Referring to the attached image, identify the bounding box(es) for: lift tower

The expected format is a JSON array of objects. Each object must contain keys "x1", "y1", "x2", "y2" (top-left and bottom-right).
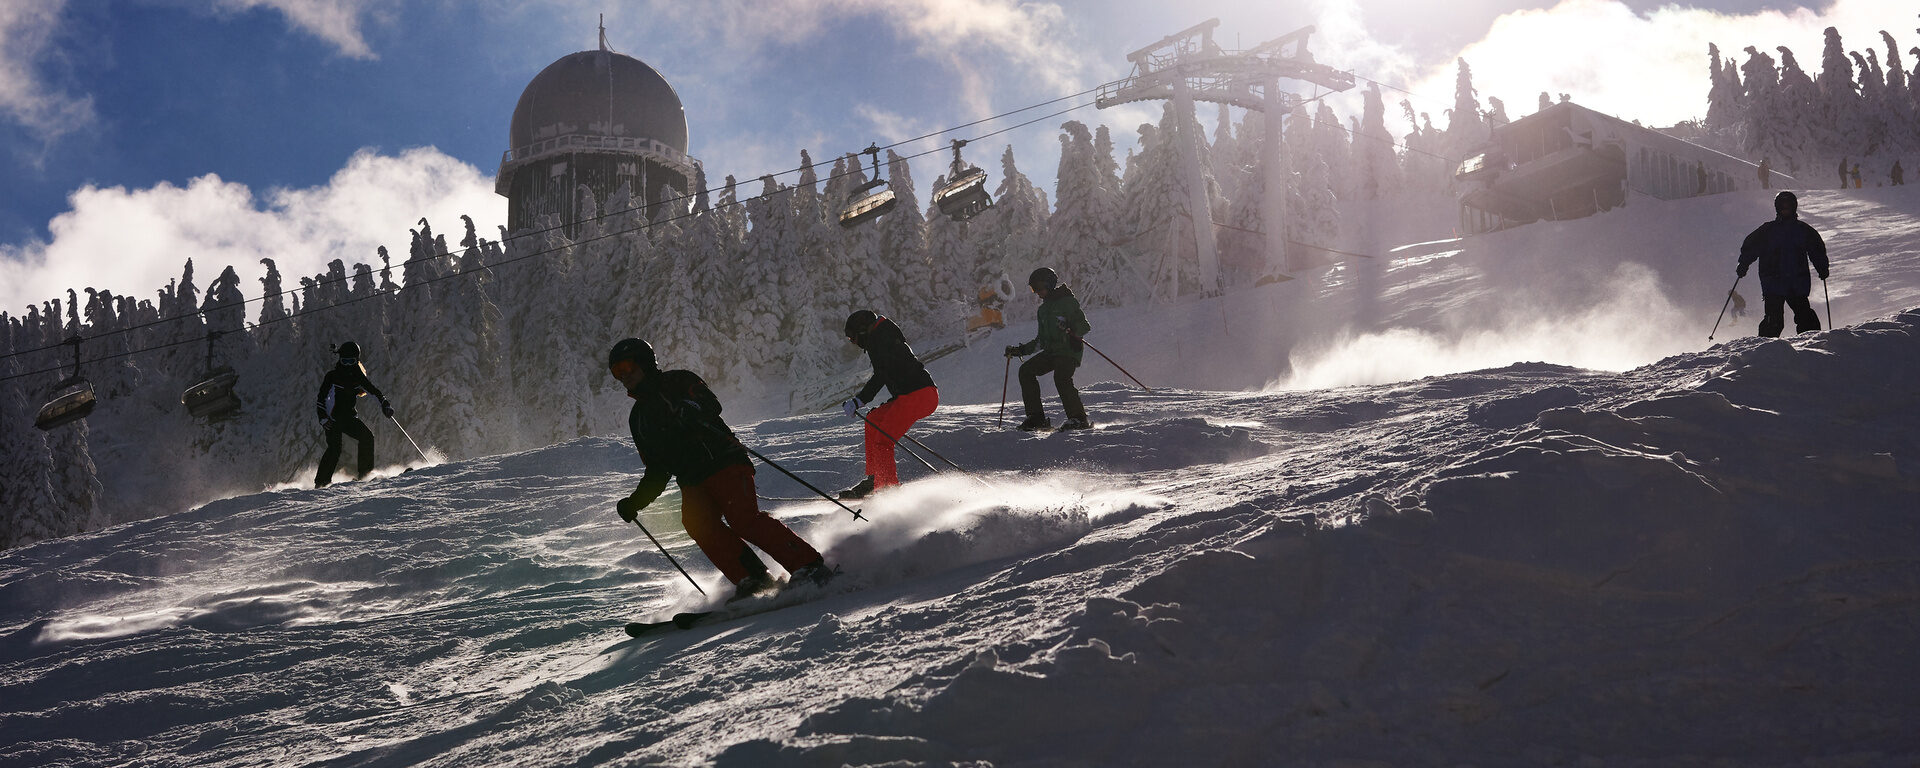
[{"x1": 1097, "y1": 19, "x2": 1354, "y2": 291}]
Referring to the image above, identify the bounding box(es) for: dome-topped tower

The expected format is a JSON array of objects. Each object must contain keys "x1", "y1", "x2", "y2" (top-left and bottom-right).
[{"x1": 496, "y1": 28, "x2": 696, "y2": 233}]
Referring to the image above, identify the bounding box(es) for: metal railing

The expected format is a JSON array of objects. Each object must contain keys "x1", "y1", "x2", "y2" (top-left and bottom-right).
[{"x1": 500, "y1": 133, "x2": 691, "y2": 168}]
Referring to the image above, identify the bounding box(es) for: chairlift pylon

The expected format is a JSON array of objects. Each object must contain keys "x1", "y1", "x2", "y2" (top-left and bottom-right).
[
  {"x1": 181, "y1": 329, "x2": 241, "y2": 421},
  {"x1": 838, "y1": 144, "x2": 899, "y2": 228},
  {"x1": 933, "y1": 139, "x2": 992, "y2": 222},
  {"x1": 34, "y1": 335, "x2": 98, "y2": 431}
]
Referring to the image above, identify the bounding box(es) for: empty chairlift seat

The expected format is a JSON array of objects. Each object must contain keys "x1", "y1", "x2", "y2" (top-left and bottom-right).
[
  {"x1": 181, "y1": 330, "x2": 242, "y2": 420},
  {"x1": 838, "y1": 144, "x2": 899, "y2": 228},
  {"x1": 934, "y1": 139, "x2": 993, "y2": 221},
  {"x1": 35, "y1": 336, "x2": 97, "y2": 431},
  {"x1": 181, "y1": 368, "x2": 241, "y2": 420}
]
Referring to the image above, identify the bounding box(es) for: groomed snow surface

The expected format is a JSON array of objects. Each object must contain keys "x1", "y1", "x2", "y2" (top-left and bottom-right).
[{"x1": 4, "y1": 186, "x2": 1919, "y2": 766}]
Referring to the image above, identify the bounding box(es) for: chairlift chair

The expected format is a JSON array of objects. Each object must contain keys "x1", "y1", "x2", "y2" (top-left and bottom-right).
[
  {"x1": 181, "y1": 330, "x2": 241, "y2": 420},
  {"x1": 838, "y1": 144, "x2": 899, "y2": 228},
  {"x1": 933, "y1": 139, "x2": 993, "y2": 221},
  {"x1": 34, "y1": 336, "x2": 98, "y2": 431}
]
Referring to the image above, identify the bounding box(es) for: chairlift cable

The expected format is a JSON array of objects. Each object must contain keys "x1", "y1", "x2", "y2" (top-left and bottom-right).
[
  {"x1": 8, "y1": 69, "x2": 1422, "y2": 380},
  {"x1": 0, "y1": 80, "x2": 1128, "y2": 366}
]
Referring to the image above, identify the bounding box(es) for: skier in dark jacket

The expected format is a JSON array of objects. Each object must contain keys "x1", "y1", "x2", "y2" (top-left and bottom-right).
[
  {"x1": 607, "y1": 338, "x2": 831, "y2": 599},
  {"x1": 314, "y1": 341, "x2": 393, "y2": 487},
  {"x1": 1737, "y1": 191, "x2": 1829, "y2": 338},
  {"x1": 837, "y1": 310, "x2": 938, "y2": 499},
  {"x1": 1004, "y1": 267, "x2": 1093, "y2": 431}
]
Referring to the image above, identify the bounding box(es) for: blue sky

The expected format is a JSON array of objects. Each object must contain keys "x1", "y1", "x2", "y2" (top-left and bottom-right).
[{"x1": 0, "y1": 0, "x2": 1897, "y2": 314}]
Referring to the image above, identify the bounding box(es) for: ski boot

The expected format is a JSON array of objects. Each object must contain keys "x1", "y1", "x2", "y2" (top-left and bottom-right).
[
  {"x1": 728, "y1": 572, "x2": 779, "y2": 603},
  {"x1": 838, "y1": 475, "x2": 876, "y2": 500},
  {"x1": 790, "y1": 559, "x2": 839, "y2": 588},
  {"x1": 1016, "y1": 416, "x2": 1052, "y2": 432},
  {"x1": 1056, "y1": 416, "x2": 1093, "y2": 432}
]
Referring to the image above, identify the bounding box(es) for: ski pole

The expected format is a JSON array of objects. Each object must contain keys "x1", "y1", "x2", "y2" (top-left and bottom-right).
[
  {"x1": 998, "y1": 355, "x2": 1011, "y2": 428},
  {"x1": 855, "y1": 409, "x2": 939, "y2": 475},
  {"x1": 632, "y1": 518, "x2": 706, "y2": 596},
  {"x1": 1073, "y1": 334, "x2": 1152, "y2": 392},
  {"x1": 853, "y1": 409, "x2": 991, "y2": 487},
  {"x1": 739, "y1": 444, "x2": 867, "y2": 522},
  {"x1": 1822, "y1": 278, "x2": 1832, "y2": 330},
  {"x1": 673, "y1": 409, "x2": 867, "y2": 522},
  {"x1": 1708, "y1": 274, "x2": 1742, "y2": 341},
  {"x1": 897, "y1": 430, "x2": 984, "y2": 481},
  {"x1": 390, "y1": 414, "x2": 430, "y2": 463}
]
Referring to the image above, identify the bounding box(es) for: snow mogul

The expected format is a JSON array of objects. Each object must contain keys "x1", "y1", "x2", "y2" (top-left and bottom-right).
[
  {"x1": 836, "y1": 310, "x2": 939, "y2": 499},
  {"x1": 1737, "y1": 191, "x2": 1829, "y2": 338},
  {"x1": 1003, "y1": 267, "x2": 1093, "y2": 432},
  {"x1": 314, "y1": 340, "x2": 394, "y2": 488},
  {"x1": 606, "y1": 338, "x2": 833, "y2": 600}
]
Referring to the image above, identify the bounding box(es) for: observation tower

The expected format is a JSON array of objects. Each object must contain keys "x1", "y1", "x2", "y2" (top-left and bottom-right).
[{"x1": 497, "y1": 26, "x2": 696, "y2": 233}]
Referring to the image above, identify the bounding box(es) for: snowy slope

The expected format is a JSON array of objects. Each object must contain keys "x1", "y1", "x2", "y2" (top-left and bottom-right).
[
  {"x1": 3, "y1": 186, "x2": 1918, "y2": 766},
  {"x1": 4, "y1": 307, "x2": 1920, "y2": 765},
  {"x1": 925, "y1": 186, "x2": 1919, "y2": 402}
]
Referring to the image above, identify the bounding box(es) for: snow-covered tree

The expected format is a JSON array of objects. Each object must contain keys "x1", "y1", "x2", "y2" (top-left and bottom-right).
[
  {"x1": 1815, "y1": 28, "x2": 1861, "y2": 155},
  {"x1": 1443, "y1": 59, "x2": 1490, "y2": 162},
  {"x1": 1355, "y1": 83, "x2": 1401, "y2": 202}
]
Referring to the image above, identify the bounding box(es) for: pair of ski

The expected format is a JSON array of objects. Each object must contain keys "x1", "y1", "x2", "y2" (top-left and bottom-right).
[{"x1": 624, "y1": 568, "x2": 841, "y2": 637}]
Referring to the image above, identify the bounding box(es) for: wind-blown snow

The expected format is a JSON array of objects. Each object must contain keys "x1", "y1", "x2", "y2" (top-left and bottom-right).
[
  {"x1": 2, "y1": 186, "x2": 1918, "y2": 765},
  {"x1": 5, "y1": 300, "x2": 1920, "y2": 764}
]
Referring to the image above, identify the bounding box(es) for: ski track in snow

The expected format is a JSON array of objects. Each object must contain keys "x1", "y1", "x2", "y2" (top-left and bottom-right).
[{"x1": 3, "y1": 187, "x2": 1919, "y2": 766}]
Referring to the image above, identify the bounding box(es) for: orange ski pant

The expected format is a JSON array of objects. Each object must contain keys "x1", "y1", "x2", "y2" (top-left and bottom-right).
[
  {"x1": 865, "y1": 386, "x2": 938, "y2": 489},
  {"x1": 679, "y1": 463, "x2": 821, "y2": 585}
]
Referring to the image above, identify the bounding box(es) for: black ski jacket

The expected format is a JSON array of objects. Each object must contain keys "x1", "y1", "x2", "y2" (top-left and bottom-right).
[
  {"x1": 853, "y1": 316, "x2": 936, "y2": 404},
  {"x1": 626, "y1": 369, "x2": 751, "y2": 507},
  {"x1": 1739, "y1": 214, "x2": 1828, "y2": 297},
  {"x1": 315, "y1": 362, "x2": 389, "y2": 422}
]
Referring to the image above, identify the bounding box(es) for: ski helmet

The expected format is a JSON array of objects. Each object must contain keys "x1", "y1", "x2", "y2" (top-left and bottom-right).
[
  {"x1": 608, "y1": 338, "x2": 657, "y2": 372},
  {"x1": 1775, "y1": 191, "x2": 1797, "y2": 214},
  {"x1": 335, "y1": 341, "x2": 360, "y2": 359},
  {"x1": 844, "y1": 310, "x2": 880, "y2": 341},
  {"x1": 1027, "y1": 267, "x2": 1058, "y2": 292}
]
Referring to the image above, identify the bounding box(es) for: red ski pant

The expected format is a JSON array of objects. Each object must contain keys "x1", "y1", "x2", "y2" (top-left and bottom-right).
[
  {"x1": 865, "y1": 386, "x2": 938, "y2": 488},
  {"x1": 679, "y1": 463, "x2": 822, "y2": 585}
]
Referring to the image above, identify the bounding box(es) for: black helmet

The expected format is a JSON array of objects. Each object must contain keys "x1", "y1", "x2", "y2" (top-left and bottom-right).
[
  {"x1": 1028, "y1": 267, "x2": 1058, "y2": 291},
  {"x1": 608, "y1": 338, "x2": 656, "y2": 371},
  {"x1": 844, "y1": 310, "x2": 879, "y2": 341},
  {"x1": 1775, "y1": 191, "x2": 1797, "y2": 213},
  {"x1": 335, "y1": 341, "x2": 360, "y2": 359}
]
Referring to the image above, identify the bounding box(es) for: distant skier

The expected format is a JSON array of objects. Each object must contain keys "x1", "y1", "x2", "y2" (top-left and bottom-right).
[
  {"x1": 1695, "y1": 161, "x2": 1708, "y2": 195},
  {"x1": 1838, "y1": 157, "x2": 1849, "y2": 189},
  {"x1": 1758, "y1": 157, "x2": 1771, "y2": 190},
  {"x1": 1737, "y1": 191, "x2": 1829, "y2": 338},
  {"x1": 1004, "y1": 267, "x2": 1093, "y2": 431},
  {"x1": 1851, "y1": 163, "x2": 1862, "y2": 189},
  {"x1": 1891, "y1": 160, "x2": 1903, "y2": 187},
  {"x1": 837, "y1": 310, "x2": 938, "y2": 499},
  {"x1": 314, "y1": 341, "x2": 393, "y2": 488},
  {"x1": 606, "y1": 338, "x2": 832, "y2": 599}
]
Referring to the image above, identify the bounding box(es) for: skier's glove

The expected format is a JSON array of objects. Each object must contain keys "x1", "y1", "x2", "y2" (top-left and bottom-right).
[
  {"x1": 840, "y1": 397, "x2": 862, "y2": 419},
  {"x1": 1004, "y1": 345, "x2": 1020, "y2": 358},
  {"x1": 1736, "y1": 264, "x2": 1748, "y2": 278},
  {"x1": 616, "y1": 494, "x2": 646, "y2": 523},
  {"x1": 382, "y1": 403, "x2": 395, "y2": 418},
  {"x1": 1817, "y1": 267, "x2": 1829, "y2": 280}
]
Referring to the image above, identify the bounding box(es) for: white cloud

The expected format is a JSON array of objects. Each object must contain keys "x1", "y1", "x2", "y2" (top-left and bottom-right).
[
  {"x1": 0, "y1": 147, "x2": 504, "y2": 318},
  {"x1": 1404, "y1": 0, "x2": 1909, "y2": 130},
  {"x1": 0, "y1": 0, "x2": 96, "y2": 159},
  {"x1": 212, "y1": 0, "x2": 388, "y2": 59},
  {"x1": 641, "y1": 0, "x2": 1094, "y2": 96}
]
